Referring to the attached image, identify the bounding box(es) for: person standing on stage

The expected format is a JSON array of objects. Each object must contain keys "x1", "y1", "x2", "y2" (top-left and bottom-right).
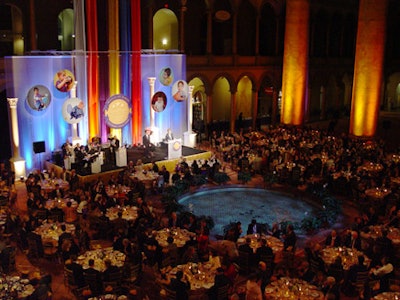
[
  {"x1": 165, "y1": 128, "x2": 174, "y2": 142},
  {"x1": 143, "y1": 129, "x2": 155, "y2": 158}
]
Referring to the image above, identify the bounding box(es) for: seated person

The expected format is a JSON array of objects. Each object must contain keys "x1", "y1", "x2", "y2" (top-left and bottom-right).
[
  {"x1": 103, "y1": 259, "x2": 121, "y2": 282},
  {"x1": 49, "y1": 183, "x2": 64, "y2": 199},
  {"x1": 208, "y1": 267, "x2": 231, "y2": 300},
  {"x1": 169, "y1": 270, "x2": 190, "y2": 300},
  {"x1": 370, "y1": 256, "x2": 394, "y2": 292},
  {"x1": 65, "y1": 254, "x2": 85, "y2": 287},
  {"x1": 325, "y1": 229, "x2": 341, "y2": 247}
]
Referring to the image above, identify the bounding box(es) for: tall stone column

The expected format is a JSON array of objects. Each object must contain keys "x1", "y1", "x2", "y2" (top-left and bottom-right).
[
  {"x1": 147, "y1": 77, "x2": 159, "y2": 143},
  {"x1": 148, "y1": 77, "x2": 156, "y2": 128},
  {"x1": 281, "y1": 0, "x2": 310, "y2": 125},
  {"x1": 272, "y1": 89, "x2": 279, "y2": 125},
  {"x1": 70, "y1": 82, "x2": 82, "y2": 145},
  {"x1": 184, "y1": 86, "x2": 197, "y2": 147},
  {"x1": 187, "y1": 85, "x2": 195, "y2": 133},
  {"x1": 349, "y1": 0, "x2": 388, "y2": 137},
  {"x1": 252, "y1": 88, "x2": 258, "y2": 130},
  {"x1": 230, "y1": 90, "x2": 237, "y2": 134},
  {"x1": 8, "y1": 98, "x2": 26, "y2": 180}
]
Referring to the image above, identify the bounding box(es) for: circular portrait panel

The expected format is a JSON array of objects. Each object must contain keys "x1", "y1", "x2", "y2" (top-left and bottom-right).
[
  {"x1": 104, "y1": 94, "x2": 132, "y2": 128},
  {"x1": 151, "y1": 91, "x2": 167, "y2": 112},
  {"x1": 62, "y1": 97, "x2": 85, "y2": 124},
  {"x1": 27, "y1": 85, "x2": 51, "y2": 111},
  {"x1": 53, "y1": 69, "x2": 75, "y2": 92},
  {"x1": 172, "y1": 80, "x2": 189, "y2": 102},
  {"x1": 159, "y1": 67, "x2": 174, "y2": 86}
]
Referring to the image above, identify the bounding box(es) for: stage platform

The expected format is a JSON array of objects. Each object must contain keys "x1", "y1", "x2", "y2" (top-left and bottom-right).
[{"x1": 45, "y1": 145, "x2": 212, "y2": 187}]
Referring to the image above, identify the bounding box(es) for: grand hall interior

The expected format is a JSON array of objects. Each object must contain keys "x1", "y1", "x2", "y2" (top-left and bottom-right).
[{"x1": 0, "y1": 1, "x2": 400, "y2": 300}]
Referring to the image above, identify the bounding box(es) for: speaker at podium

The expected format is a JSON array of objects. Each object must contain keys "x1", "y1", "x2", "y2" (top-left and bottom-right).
[{"x1": 167, "y1": 138, "x2": 182, "y2": 160}]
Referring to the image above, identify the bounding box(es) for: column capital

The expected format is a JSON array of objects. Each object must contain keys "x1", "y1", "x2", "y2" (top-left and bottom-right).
[
  {"x1": 147, "y1": 77, "x2": 156, "y2": 86},
  {"x1": 7, "y1": 98, "x2": 19, "y2": 108}
]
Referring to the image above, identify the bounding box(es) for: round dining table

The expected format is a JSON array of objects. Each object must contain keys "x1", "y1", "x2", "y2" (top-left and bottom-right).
[
  {"x1": 39, "y1": 178, "x2": 69, "y2": 194},
  {"x1": 161, "y1": 259, "x2": 222, "y2": 292},
  {"x1": 264, "y1": 277, "x2": 324, "y2": 299},
  {"x1": 360, "y1": 225, "x2": 400, "y2": 245},
  {"x1": 45, "y1": 197, "x2": 78, "y2": 210},
  {"x1": 321, "y1": 246, "x2": 370, "y2": 270},
  {"x1": 34, "y1": 221, "x2": 75, "y2": 246},
  {"x1": 0, "y1": 274, "x2": 35, "y2": 299},
  {"x1": 237, "y1": 234, "x2": 284, "y2": 255},
  {"x1": 364, "y1": 187, "x2": 391, "y2": 201},
  {"x1": 76, "y1": 247, "x2": 126, "y2": 272},
  {"x1": 155, "y1": 227, "x2": 196, "y2": 248},
  {"x1": 105, "y1": 185, "x2": 131, "y2": 198},
  {"x1": 373, "y1": 291, "x2": 400, "y2": 300},
  {"x1": 105, "y1": 206, "x2": 138, "y2": 222}
]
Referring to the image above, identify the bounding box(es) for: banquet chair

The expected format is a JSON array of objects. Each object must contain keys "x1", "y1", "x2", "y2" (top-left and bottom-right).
[
  {"x1": 108, "y1": 268, "x2": 124, "y2": 282},
  {"x1": 327, "y1": 265, "x2": 344, "y2": 284},
  {"x1": 354, "y1": 270, "x2": 370, "y2": 294},
  {"x1": 259, "y1": 254, "x2": 275, "y2": 274},
  {"x1": 164, "y1": 287, "x2": 176, "y2": 300},
  {"x1": 1, "y1": 246, "x2": 16, "y2": 274},
  {"x1": 217, "y1": 284, "x2": 230, "y2": 300},
  {"x1": 72, "y1": 285, "x2": 92, "y2": 300},
  {"x1": 48, "y1": 209, "x2": 64, "y2": 223},
  {"x1": 103, "y1": 280, "x2": 122, "y2": 295},
  {"x1": 83, "y1": 272, "x2": 103, "y2": 296},
  {"x1": 389, "y1": 279, "x2": 400, "y2": 292},
  {"x1": 35, "y1": 209, "x2": 48, "y2": 222},
  {"x1": 42, "y1": 241, "x2": 59, "y2": 262},
  {"x1": 26, "y1": 232, "x2": 44, "y2": 259},
  {"x1": 161, "y1": 255, "x2": 177, "y2": 268},
  {"x1": 124, "y1": 263, "x2": 141, "y2": 284},
  {"x1": 237, "y1": 251, "x2": 251, "y2": 274},
  {"x1": 0, "y1": 195, "x2": 8, "y2": 207},
  {"x1": 63, "y1": 266, "x2": 76, "y2": 288}
]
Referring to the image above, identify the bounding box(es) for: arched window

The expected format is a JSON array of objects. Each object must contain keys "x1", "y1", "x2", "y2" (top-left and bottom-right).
[
  {"x1": 58, "y1": 8, "x2": 75, "y2": 51},
  {"x1": 0, "y1": 4, "x2": 24, "y2": 56},
  {"x1": 153, "y1": 8, "x2": 178, "y2": 50},
  {"x1": 58, "y1": 9, "x2": 74, "y2": 51}
]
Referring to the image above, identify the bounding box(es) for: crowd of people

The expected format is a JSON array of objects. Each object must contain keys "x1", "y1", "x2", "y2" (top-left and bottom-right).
[{"x1": 0, "y1": 123, "x2": 399, "y2": 299}]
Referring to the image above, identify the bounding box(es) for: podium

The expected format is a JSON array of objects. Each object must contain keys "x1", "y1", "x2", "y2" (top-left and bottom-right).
[
  {"x1": 115, "y1": 147, "x2": 127, "y2": 167},
  {"x1": 167, "y1": 138, "x2": 182, "y2": 160},
  {"x1": 64, "y1": 157, "x2": 71, "y2": 170},
  {"x1": 91, "y1": 158, "x2": 102, "y2": 174},
  {"x1": 90, "y1": 152, "x2": 104, "y2": 174}
]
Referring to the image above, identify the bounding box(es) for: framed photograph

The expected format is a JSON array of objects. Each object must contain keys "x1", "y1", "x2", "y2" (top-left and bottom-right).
[
  {"x1": 27, "y1": 85, "x2": 51, "y2": 111},
  {"x1": 53, "y1": 69, "x2": 75, "y2": 92},
  {"x1": 151, "y1": 91, "x2": 167, "y2": 112},
  {"x1": 159, "y1": 67, "x2": 173, "y2": 86},
  {"x1": 62, "y1": 97, "x2": 85, "y2": 124},
  {"x1": 172, "y1": 80, "x2": 189, "y2": 102}
]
